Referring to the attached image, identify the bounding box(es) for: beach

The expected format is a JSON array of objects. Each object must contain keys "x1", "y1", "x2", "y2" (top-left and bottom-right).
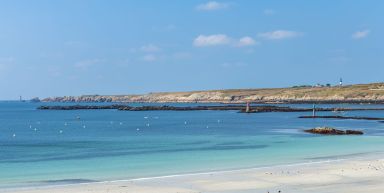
[{"x1": 5, "y1": 154, "x2": 384, "y2": 193}]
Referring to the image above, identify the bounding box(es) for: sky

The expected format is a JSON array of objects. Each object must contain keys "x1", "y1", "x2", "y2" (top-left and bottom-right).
[{"x1": 0, "y1": 0, "x2": 383, "y2": 99}]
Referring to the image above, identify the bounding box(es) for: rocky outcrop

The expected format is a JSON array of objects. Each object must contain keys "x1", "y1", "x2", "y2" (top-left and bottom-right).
[
  {"x1": 304, "y1": 127, "x2": 364, "y2": 135},
  {"x1": 29, "y1": 97, "x2": 41, "y2": 102}
]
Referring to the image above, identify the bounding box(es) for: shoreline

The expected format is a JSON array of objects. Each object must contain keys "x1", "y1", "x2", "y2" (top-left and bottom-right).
[
  {"x1": 40, "y1": 82, "x2": 384, "y2": 104},
  {"x1": 5, "y1": 152, "x2": 384, "y2": 193},
  {"x1": 40, "y1": 100, "x2": 384, "y2": 104}
]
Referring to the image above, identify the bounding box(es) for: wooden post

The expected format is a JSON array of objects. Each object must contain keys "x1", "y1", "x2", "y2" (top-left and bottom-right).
[{"x1": 246, "y1": 102, "x2": 250, "y2": 113}]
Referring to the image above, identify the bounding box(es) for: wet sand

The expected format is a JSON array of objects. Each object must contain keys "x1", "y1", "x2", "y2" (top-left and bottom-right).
[{"x1": 5, "y1": 155, "x2": 384, "y2": 193}]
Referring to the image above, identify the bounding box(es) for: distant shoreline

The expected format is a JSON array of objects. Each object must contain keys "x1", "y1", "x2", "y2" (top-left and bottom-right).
[
  {"x1": 41, "y1": 82, "x2": 384, "y2": 104},
  {"x1": 42, "y1": 100, "x2": 384, "y2": 104}
]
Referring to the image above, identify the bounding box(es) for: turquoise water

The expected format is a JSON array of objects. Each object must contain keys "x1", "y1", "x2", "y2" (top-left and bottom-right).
[{"x1": 1, "y1": 102, "x2": 384, "y2": 189}]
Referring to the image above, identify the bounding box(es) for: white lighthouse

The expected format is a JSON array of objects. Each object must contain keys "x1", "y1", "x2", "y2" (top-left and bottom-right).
[{"x1": 339, "y1": 78, "x2": 343, "y2": 87}]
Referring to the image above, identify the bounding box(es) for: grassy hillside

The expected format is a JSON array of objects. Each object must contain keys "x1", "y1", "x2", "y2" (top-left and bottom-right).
[{"x1": 43, "y1": 83, "x2": 384, "y2": 103}]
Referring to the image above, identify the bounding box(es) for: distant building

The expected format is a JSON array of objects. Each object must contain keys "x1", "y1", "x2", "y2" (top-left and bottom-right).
[{"x1": 339, "y1": 78, "x2": 343, "y2": 86}]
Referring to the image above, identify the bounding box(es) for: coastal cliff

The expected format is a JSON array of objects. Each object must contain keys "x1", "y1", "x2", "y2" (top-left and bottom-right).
[{"x1": 42, "y1": 83, "x2": 384, "y2": 103}]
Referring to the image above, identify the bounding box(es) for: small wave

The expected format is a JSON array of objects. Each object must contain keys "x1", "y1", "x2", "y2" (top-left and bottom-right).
[{"x1": 39, "y1": 179, "x2": 98, "y2": 185}]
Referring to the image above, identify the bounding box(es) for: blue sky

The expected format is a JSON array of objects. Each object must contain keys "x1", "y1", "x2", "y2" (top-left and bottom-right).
[{"x1": 0, "y1": 0, "x2": 383, "y2": 99}]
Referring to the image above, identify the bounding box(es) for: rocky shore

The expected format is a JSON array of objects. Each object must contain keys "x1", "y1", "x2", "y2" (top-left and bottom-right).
[{"x1": 41, "y1": 83, "x2": 384, "y2": 104}]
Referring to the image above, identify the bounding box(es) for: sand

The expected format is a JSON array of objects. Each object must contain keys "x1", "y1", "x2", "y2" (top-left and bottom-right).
[{"x1": 4, "y1": 156, "x2": 384, "y2": 193}]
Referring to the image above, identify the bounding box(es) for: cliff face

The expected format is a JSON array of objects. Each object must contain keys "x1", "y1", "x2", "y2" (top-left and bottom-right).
[{"x1": 42, "y1": 83, "x2": 384, "y2": 103}]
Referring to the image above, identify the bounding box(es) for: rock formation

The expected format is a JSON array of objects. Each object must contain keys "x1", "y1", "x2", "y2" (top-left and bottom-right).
[{"x1": 304, "y1": 127, "x2": 364, "y2": 135}]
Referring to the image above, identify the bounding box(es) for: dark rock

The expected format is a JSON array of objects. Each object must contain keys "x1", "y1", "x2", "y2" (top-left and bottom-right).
[
  {"x1": 304, "y1": 127, "x2": 363, "y2": 135},
  {"x1": 345, "y1": 130, "x2": 364, "y2": 135}
]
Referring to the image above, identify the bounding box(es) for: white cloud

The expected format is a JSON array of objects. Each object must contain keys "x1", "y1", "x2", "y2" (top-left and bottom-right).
[
  {"x1": 172, "y1": 52, "x2": 192, "y2": 60},
  {"x1": 74, "y1": 59, "x2": 101, "y2": 70},
  {"x1": 196, "y1": 1, "x2": 228, "y2": 11},
  {"x1": 328, "y1": 49, "x2": 349, "y2": 64},
  {"x1": 0, "y1": 57, "x2": 14, "y2": 63},
  {"x1": 329, "y1": 56, "x2": 350, "y2": 63},
  {"x1": 237, "y1": 36, "x2": 256, "y2": 47},
  {"x1": 193, "y1": 34, "x2": 231, "y2": 47},
  {"x1": 258, "y1": 30, "x2": 302, "y2": 40},
  {"x1": 220, "y1": 62, "x2": 248, "y2": 68},
  {"x1": 152, "y1": 24, "x2": 177, "y2": 32},
  {"x1": 352, "y1": 30, "x2": 370, "y2": 39},
  {"x1": 142, "y1": 54, "x2": 157, "y2": 62},
  {"x1": 165, "y1": 24, "x2": 177, "y2": 31},
  {"x1": 47, "y1": 66, "x2": 62, "y2": 77},
  {"x1": 64, "y1": 41, "x2": 85, "y2": 47},
  {"x1": 140, "y1": 44, "x2": 160, "y2": 52},
  {"x1": 263, "y1": 9, "x2": 276, "y2": 15},
  {"x1": 0, "y1": 57, "x2": 15, "y2": 74},
  {"x1": 194, "y1": 34, "x2": 258, "y2": 47}
]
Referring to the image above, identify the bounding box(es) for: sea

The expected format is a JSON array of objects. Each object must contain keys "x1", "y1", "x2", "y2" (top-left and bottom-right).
[{"x1": 1, "y1": 101, "x2": 384, "y2": 189}]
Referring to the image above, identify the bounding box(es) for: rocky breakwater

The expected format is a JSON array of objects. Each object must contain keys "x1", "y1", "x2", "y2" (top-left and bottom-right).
[
  {"x1": 38, "y1": 105, "x2": 271, "y2": 111},
  {"x1": 118, "y1": 105, "x2": 245, "y2": 111},
  {"x1": 38, "y1": 104, "x2": 319, "y2": 112},
  {"x1": 299, "y1": 115, "x2": 384, "y2": 121},
  {"x1": 38, "y1": 105, "x2": 384, "y2": 113},
  {"x1": 37, "y1": 105, "x2": 127, "y2": 110},
  {"x1": 304, "y1": 127, "x2": 364, "y2": 135}
]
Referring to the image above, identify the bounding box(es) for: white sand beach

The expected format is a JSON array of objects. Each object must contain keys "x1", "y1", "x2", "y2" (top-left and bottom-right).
[{"x1": 6, "y1": 155, "x2": 384, "y2": 193}]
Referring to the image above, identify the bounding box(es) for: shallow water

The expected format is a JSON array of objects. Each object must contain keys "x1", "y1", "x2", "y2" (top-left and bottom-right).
[{"x1": 1, "y1": 101, "x2": 384, "y2": 188}]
